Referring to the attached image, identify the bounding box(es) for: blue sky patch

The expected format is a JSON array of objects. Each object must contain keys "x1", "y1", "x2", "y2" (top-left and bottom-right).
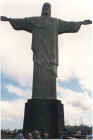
[
  {"x1": 1, "y1": 72, "x2": 32, "y2": 90},
  {"x1": 1, "y1": 72, "x2": 30, "y2": 101},
  {"x1": 57, "y1": 77, "x2": 84, "y2": 93}
]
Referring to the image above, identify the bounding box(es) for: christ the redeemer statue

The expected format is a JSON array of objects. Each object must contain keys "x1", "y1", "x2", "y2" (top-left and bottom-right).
[{"x1": 1, "y1": 3, "x2": 92, "y2": 99}]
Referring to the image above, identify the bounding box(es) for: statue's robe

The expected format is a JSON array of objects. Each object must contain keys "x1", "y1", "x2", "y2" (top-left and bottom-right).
[{"x1": 9, "y1": 17, "x2": 81, "y2": 99}]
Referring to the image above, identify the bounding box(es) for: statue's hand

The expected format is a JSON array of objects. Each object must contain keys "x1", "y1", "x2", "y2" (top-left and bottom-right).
[
  {"x1": 0, "y1": 16, "x2": 9, "y2": 21},
  {"x1": 82, "y1": 20, "x2": 92, "y2": 25}
]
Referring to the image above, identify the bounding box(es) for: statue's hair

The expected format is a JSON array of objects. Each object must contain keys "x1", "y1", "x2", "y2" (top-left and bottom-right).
[{"x1": 41, "y1": 2, "x2": 51, "y2": 16}]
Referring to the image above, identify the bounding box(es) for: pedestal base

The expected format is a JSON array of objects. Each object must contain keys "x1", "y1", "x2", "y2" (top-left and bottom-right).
[{"x1": 23, "y1": 99, "x2": 64, "y2": 138}]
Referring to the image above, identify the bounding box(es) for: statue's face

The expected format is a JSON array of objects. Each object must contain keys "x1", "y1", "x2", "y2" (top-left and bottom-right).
[{"x1": 41, "y1": 3, "x2": 51, "y2": 16}]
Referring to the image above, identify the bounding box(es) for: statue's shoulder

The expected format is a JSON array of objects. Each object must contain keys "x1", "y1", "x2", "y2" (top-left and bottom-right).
[
  {"x1": 50, "y1": 17, "x2": 63, "y2": 22},
  {"x1": 51, "y1": 17, "x2": 57, "y2": 20},
  {"x1": 25, "y1": 16, "x2": 41, "y2": 20}
]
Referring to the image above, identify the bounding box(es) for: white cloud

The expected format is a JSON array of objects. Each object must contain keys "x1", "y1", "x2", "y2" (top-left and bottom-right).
[
  {"x1": 1, "y1": 100, "x2": 25, "y2": 119},
  {"x1": 1, "y1": 84, "x2": 32, "y2": 129},
  {"x1": 57, "y1": 86, "x2": 93, "y2": 126},
  {"x1": 1, "y1": 99, "x2": 25, "y2": 129},
  {"x1": 0, "y1": 23, "x2": 33, "y2": 86},
  {"x1": 58, "y1": 25, "x2": 92, "y2": 91},
  {"x1": 7, "y1": 84, "x2": 32, "y2": 99}
]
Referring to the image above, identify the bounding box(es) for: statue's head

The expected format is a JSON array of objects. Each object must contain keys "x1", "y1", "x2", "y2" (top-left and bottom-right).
[{"x1": 41, "y1": 2, "x2": 51, "y2": 17}]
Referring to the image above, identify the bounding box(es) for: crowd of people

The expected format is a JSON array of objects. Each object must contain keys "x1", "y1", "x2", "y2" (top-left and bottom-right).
[
  {"x1": 1, "y1": 125, "x2": 92, "y2": 139},
  {"x1": 17, "y1": 130, "x2": 49, "y2": 139},
  {"x1": 1, "y1": 129, "x2": 49, "y2": 139}
]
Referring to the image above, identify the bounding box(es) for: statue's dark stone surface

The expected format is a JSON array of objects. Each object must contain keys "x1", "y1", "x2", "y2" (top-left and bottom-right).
[{"x1": 8, "y1": 3, "x2": 81, "y2": 99}]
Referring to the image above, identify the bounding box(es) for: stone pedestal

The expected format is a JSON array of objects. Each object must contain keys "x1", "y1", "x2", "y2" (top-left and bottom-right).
[{"x1": 23, "y1": 99, "x2": 64, "y2": 138}]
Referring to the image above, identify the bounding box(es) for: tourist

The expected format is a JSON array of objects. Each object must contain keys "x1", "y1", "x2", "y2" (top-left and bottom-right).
[
  {"x1": 24, "y1": 131, "x2": 29, "y2": 139},
  {"x1": 28, "y1": 132, "x2": 33, "y2": 139},
  {"x1": 58, "y1": 130, "x2": 64, "y2": 139},
  {"x1": 32, "y1": 130, "x2": 41, "y2": 139},
  {"x1": 16, "y1": 130, "x2": 24, "y2": 139},
  {"x1": 43, "y1": 132, "x2": 49, "y2": 139}
]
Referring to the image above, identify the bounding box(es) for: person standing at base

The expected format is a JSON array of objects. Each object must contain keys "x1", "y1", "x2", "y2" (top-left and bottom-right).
[
  {"x1": 32, "y1": 130, "x2": 41, "y2": 139},
  {"x1": 16, "y1": 130, "x2": 24, "y2": 139}
]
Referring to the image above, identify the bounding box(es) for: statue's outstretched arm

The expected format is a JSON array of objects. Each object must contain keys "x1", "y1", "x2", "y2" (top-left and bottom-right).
[
  {"x1": 81, "y1": 20, "x2": 92, "y2": 25},
  {"x1": 58, "y1": 19, "x2": 92, "y2": 34},
  {"x1": 0, "y1": 16, "x2": 33, "y2": 33},
  {"x1": 0, "y1": 16, "x2": 9, "y2": 21}
]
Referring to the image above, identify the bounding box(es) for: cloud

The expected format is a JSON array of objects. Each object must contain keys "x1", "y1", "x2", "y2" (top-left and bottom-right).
[
  {"x1": 0, "y1": 23, "x2": 33, "y2": 86},
  {"x1": 1, "y1": 99, "x2": 26, "y2": 129},
  {"x1": 7, "y1": 84, "x2": 32, "y2": 99},
  {"x1": 57, "y1": 86, "x2": 93, "y2": 126},
  {"x1": 1, "y1": 99, "x2": 25, "y2": 119},
  {"x1": 58, "y1": 25, "x2": 92, "y2": 92}
]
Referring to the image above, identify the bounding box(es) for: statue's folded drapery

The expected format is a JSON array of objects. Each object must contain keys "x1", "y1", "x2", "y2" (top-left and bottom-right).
[
  {"x1": 9, "y1": 14, "x2": 81, "y2": 99},
  {"x1": 32, "y1": 63, "x2": 56, "y2": 99}
]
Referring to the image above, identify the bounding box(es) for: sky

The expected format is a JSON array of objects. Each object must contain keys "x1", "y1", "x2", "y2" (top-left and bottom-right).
[{"x1": 0, "y1": 0, "x2": 93, "y2": 130}]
